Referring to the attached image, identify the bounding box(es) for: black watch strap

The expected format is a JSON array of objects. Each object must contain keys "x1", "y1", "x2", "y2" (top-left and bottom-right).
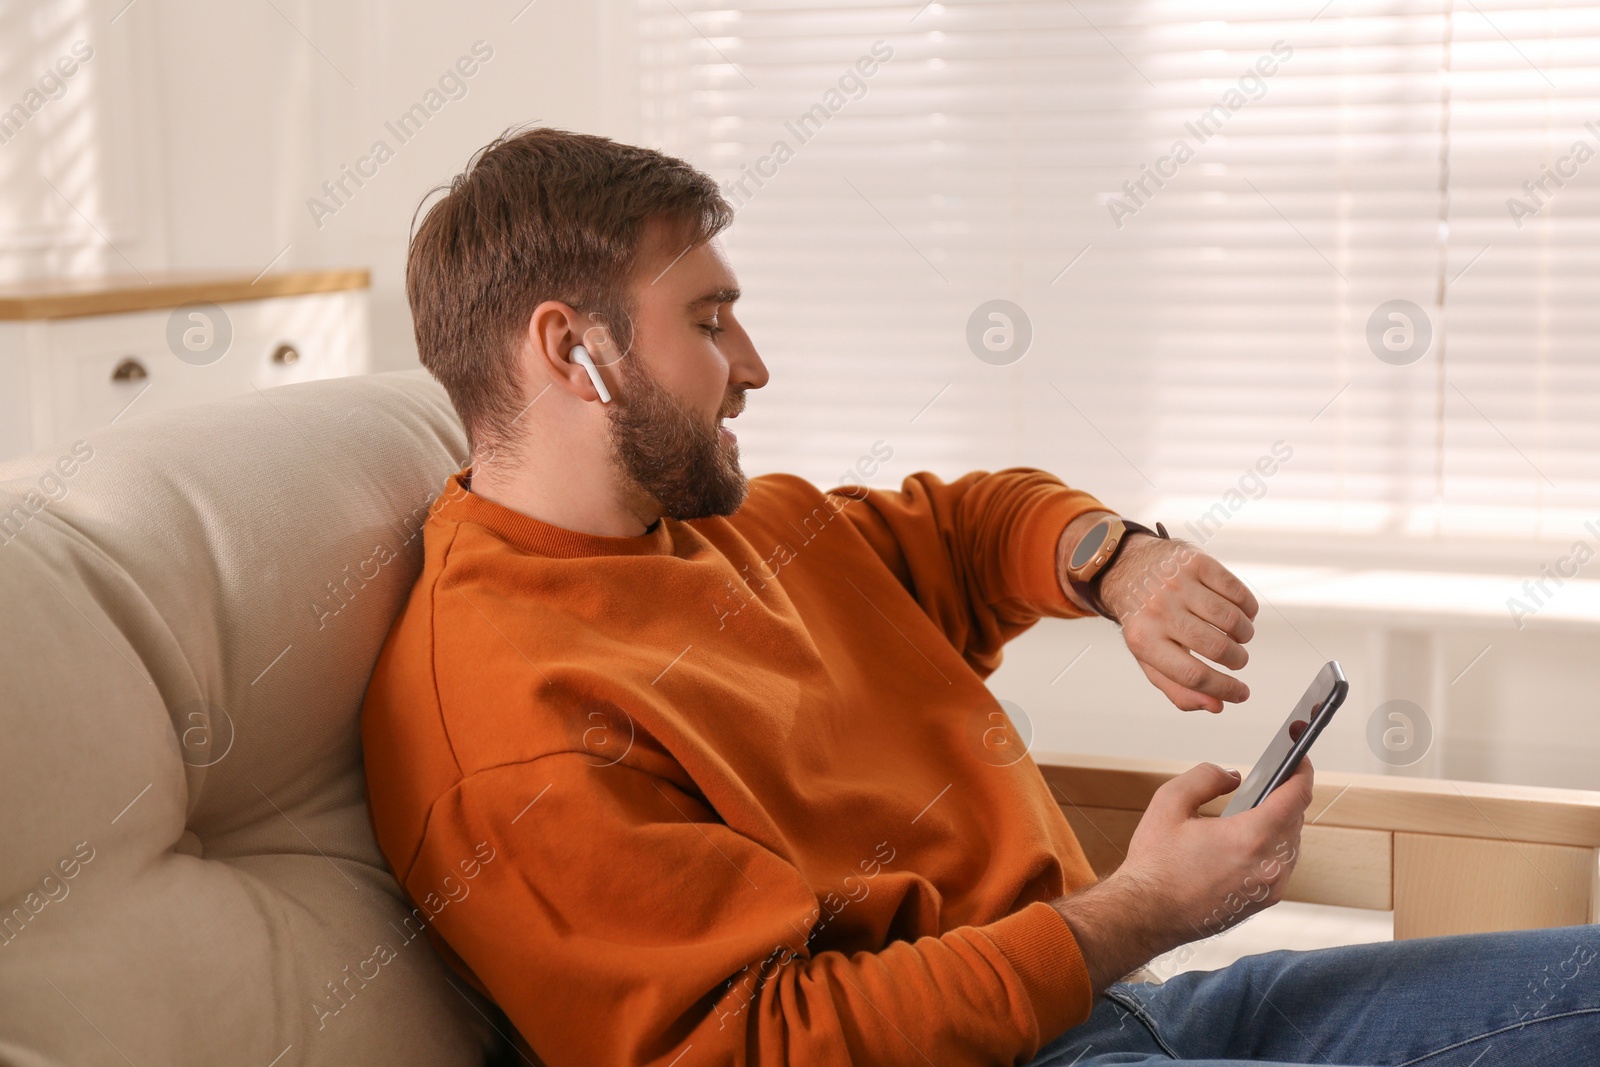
[{"x1": 1070, "y1": 519, "x2": 1170, "y2": 622}]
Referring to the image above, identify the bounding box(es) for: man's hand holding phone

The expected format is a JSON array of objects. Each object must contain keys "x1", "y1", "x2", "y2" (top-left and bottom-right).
[
  {"x1": 1052, "y1": 757, "x2": 1314, "y2": 998},
  {"x1": 1051, "y1": 662, "x2": 1343, "y2": 995}
]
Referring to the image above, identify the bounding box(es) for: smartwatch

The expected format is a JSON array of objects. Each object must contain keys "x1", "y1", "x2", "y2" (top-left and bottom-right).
[{"x1": 1065, "y1": 516, "x2": 1170, "y2": 621}]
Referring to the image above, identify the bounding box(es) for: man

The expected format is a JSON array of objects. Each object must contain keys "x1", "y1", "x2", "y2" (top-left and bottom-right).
[{"x1": 362, "y1": 127, "x2": 1599, "y2": 1066}]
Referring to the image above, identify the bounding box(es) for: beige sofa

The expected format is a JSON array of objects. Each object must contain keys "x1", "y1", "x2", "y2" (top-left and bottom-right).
[
  {"x1": 0, "y1": 371, "x2": 510, "y2": 1066},
  {"x1": 5, "y1": 367, "x2": 1596, "y2": 1065}
]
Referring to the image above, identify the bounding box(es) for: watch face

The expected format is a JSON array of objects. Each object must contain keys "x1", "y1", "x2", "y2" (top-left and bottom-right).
[{"x1": 1070, "y1": 521, "x2": 1111, "y2": 571}]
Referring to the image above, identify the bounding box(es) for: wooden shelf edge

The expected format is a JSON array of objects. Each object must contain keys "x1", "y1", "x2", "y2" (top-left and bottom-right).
[
  {"x1": 1035, "y1": 749, "x2": 1600, "y2": 848},
  {"x1": 0, "y1": 269, "x2": 371, "y2": 321}
]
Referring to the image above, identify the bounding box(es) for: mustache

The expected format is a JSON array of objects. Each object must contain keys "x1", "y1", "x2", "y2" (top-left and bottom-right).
[{"x1": 718, "y1": 390, "x2": 747, "y2": 420}]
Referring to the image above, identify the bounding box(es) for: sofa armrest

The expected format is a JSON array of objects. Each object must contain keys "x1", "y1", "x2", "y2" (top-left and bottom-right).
[{"x1": 1034, "y1": 750, "x2": 1600, "y2": 939}]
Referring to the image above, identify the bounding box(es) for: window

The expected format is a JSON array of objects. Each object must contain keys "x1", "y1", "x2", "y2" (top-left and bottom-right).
[{"x1": 639, "y1": 1, "x2": 1600, "y2": 555}]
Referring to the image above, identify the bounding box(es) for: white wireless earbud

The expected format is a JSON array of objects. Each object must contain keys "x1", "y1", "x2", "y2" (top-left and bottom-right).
[{"x1": 571, "y1": 344, "x2": 611, "y2": 403}]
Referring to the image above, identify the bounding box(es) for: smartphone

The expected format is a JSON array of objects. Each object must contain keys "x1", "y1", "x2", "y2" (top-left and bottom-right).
[{"x1": 1220, "y1": 660, "x2": 1347, "y2": 818}]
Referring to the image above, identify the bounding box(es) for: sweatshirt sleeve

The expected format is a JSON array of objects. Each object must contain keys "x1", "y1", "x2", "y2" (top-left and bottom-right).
[
  {"x1": 826, "y1": 469, "x2": 1111, "y2": 677},
  {"x1": 404, "y1": 752, "x2": 1095, "y2": 1067}
]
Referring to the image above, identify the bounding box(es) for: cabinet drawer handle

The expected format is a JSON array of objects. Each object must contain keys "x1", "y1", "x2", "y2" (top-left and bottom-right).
[
  {"x1": 111, "y1": 357, "x2": 148, "y2": 382},
  {"x1": 271, "y1": 343, "x2": 300, "y2": 366}
]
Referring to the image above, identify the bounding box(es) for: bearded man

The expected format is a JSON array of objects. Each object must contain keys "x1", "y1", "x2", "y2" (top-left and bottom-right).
[{"x1": 361, "y1": 126, "x2": 1600, "y2": 1067}]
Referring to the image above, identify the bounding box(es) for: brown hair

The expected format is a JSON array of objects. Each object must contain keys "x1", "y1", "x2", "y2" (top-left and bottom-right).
[{"x1": 406, "y1": 125, "x2": 733, "y2": 458}]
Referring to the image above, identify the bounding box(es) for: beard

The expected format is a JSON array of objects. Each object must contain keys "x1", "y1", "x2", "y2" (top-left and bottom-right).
[{"x1": 604, "y1": 358, "x2": 748, "y2": 521}]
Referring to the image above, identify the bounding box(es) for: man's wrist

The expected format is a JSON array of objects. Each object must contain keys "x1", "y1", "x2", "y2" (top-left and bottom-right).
[
  {"x1": 1092, "y1": 531, "x2": 1164, "y2": 623},
  {"x1": 1056, "y1": 510, "x2": 1116, "y2": 615},
  {"x1": 1057, "y1": 512, "x2": 1165, "y2": 621},
  {"x1": 1050, "y1": 873, "x2": 1165, "y2": 999}
]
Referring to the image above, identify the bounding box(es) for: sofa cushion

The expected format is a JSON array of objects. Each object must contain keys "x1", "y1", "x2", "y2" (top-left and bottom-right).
[{"x1": 0, "y1": 370, "x2": 501, "y2": 1065}]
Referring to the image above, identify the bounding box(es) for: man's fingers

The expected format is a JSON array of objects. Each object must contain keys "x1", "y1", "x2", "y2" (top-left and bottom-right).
[
  {"x1": 1139, "y1": 661, "x2": 1221, "y2": 713},
  {"x1": 1174, "y1": 610, "x2": 1249, "y2": 671},
  {"x1": 1150, "y1": 761, "x2": 1241, "y2": 816},
  {"x1": 1196, "y1": 554, "x2": 1259, "y2": 621},
  {"x1": 1119, "y1": 544, "x2": 1256, "y2": 711},
  {"x1": 1186, "y1": 583, "x2": 1256, "y2": 645},
  {"x1": 1138, "y1": 637, "x2": 1249, "y2": 705}
]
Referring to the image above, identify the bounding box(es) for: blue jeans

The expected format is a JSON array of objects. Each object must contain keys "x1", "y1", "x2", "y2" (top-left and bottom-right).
[{"x1": 1027, "y1": 924, "x2": 1600, "y2": 1065}]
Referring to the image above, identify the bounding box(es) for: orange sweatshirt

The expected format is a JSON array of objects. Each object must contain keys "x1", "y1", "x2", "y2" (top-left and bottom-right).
[{"x1": 361, "y1": 466, "x2": 1111, "y2": 1067}]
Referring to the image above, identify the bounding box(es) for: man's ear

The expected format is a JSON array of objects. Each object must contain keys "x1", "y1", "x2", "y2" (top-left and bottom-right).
[{"x1": 526, "y1": 300, "x2": 609, "y2": 403}]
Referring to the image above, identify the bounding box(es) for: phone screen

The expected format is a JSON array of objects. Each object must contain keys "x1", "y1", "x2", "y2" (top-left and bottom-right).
[{"x1": 1221, "y1": 660, "x2": 1347, "y2": 817}]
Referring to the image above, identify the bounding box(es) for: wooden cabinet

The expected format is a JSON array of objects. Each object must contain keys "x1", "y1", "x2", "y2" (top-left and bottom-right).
[{"x1": 0, "y1": 271, "x2": 370, "y2": 461}]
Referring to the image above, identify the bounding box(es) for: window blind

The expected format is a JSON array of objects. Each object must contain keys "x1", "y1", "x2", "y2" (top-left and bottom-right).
[{"x1": 638, "y1": 0, "x2": 1600, "y2": 551}]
